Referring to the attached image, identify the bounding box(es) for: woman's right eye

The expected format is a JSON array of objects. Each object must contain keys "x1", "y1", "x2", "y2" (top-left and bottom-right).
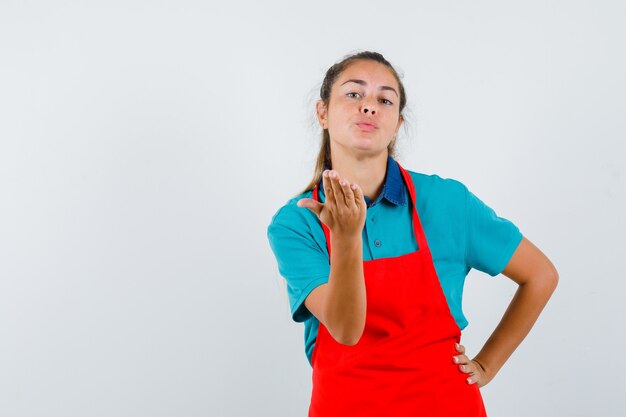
[{"x1": 347, "y1": 92, "x2": 361, "y2": 98}]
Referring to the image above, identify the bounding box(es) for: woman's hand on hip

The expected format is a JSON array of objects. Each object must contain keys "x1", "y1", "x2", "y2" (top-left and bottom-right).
[
  {"x1": 453, "y1": 343, "x2": 493, "y2": 388},
  {"x1": 297, "y1": 169, "x2": 366, "y2": 238}
]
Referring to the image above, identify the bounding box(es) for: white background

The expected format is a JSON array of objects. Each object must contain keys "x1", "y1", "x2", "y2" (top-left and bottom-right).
[{"x1": 1, "y1": 1, "x2": 624, "y2": 416}]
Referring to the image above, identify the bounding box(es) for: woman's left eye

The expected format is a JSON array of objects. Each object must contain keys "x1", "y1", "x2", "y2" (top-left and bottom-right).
[{"x1": 380, "y1": 98, "x2": 393, "y2": 105}]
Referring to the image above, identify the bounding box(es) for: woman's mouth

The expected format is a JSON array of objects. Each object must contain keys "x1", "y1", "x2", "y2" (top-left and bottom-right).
[{"x1": 355, "y1": 123, "x2": 378, "y2": 132}]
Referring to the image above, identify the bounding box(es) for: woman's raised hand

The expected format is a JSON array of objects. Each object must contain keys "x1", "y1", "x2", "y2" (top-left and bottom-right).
[{"x1": 297, "y1": 170, "x2": 367, "y2": 238}]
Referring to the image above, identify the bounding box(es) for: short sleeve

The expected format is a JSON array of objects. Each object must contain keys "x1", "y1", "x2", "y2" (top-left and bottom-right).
[
  {"x1": 267, "y1": 205, "x2": 330, "y2": 322},
  {"x1": 465, "y1": 186, "x2": 523, "y2": 276}
]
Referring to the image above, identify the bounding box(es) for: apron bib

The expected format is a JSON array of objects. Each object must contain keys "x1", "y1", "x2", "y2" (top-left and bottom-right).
[{"x1": 309, "y1": 162, "x2": 487, "y2": 417}]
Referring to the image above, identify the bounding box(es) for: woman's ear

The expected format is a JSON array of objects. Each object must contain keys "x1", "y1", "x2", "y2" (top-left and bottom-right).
[
  {"x1": 396, "y1": 114, "x2": 404, "y2": 131},
  {"x1": 316, "y1": 100, "x2": 328, "y2": 129}
]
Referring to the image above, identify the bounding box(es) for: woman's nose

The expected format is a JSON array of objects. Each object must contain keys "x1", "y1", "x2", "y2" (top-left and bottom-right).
[
  {"x1": 361, "y1": 94, "x2": 378, "y2": 115},
  {"x1": 361, "y1": 103, "x2": 376, "y2": 115}
]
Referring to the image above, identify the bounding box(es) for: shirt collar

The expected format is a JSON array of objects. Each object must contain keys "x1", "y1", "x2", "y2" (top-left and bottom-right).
[{"x1": 317, "y1": 155, "x2": 407, "y2": 207}]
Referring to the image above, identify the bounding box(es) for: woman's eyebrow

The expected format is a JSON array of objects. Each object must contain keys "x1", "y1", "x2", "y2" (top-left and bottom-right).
[{"x1": 340, "y1": 79, "x2": 398, "y2": 97}]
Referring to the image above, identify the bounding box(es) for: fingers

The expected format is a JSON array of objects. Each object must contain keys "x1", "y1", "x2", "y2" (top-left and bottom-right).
[
  {"x1": 456, "y1": 357, "x2": 480, "y2": 384},
  {"x1": 296, "y1": 198, "x2": 324, "y2": 217},
  {"x1": 457, "y1": 359, "x2": 474, "y2": 373},
  {"x1": 453, "y1": 352, "x2": 470, "y2": 367},
  {"x1": 468, "y1": 359, "x2": 490, "y2": 386},
  {"x1": 350, "y1": 181, "x2": 365, "y2": 206},
  {"x1": 324, "y1": 170, "x2": 357, "y2": 209},
  {"x1": 328, "y1": 171, "x2": 348, "y2": 208},
  {"x1": 453, "y1": 343, "x2": 473, "y2": 375},
  {"x1": 338, "y1": 177, "x2": 357, "y2": 209},
  {"x1": 318, "y1": 170, "x2": 365, "y2": 236},
  {"x1": 453, "y1": 344, "x2": 485, "y2": 385},
  {"x1": 453, "y1": 343, "x2": 467, "y2": 365},
  {"x1": 322, "y1": 170, "x2": 336, "y2": 209}
]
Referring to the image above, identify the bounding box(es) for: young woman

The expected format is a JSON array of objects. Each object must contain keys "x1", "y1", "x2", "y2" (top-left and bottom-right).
[{"x1": 267, "y1": 51, "x2": 558, "y2": 416}]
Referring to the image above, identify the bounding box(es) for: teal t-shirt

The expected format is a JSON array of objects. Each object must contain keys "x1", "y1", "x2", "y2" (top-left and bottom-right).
[{"x1": 267, "y1": 157, "x2": 523, "y2": 366}]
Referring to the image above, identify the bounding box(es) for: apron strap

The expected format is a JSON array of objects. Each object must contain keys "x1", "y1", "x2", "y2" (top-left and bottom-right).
[{"x1": 396, "y1": 161, "x2": 431, "y2": 256}]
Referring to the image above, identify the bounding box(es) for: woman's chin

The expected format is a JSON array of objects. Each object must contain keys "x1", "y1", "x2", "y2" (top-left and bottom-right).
[
  {"x1": 353, "y1": 136, "x2": 387, "y2": 151},
  {"x1": 350, "y1": 133, "x2": 378, "y2": 144},
  {"x1": 332, "y1": 134, "x2": 387, "y2": 153}
]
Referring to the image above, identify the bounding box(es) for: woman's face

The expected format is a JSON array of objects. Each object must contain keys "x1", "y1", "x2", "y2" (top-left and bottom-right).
[{"x1": 317, "y1": 59, "x2": 403, "y2": 157}]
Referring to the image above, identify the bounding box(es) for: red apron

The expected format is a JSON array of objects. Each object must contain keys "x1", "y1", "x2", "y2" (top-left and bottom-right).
[{"x1": 309, "y1": 162, "x2": 487, "y2": 417}]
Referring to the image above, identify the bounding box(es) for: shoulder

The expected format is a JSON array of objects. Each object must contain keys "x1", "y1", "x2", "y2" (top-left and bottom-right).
[
  {"x1": 404, "y1": 169, "x2": 469, "y2": 204},
  {"x1": 268, "y1": 190, "x2": 313, "y2": 226},
  {"x1": 267, "y1": 189, "x2": 321, "y2": 239}
]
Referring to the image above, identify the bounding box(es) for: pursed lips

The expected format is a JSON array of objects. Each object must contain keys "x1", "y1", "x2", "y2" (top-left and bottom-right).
[{"x1": 356, "y1": 122, "x2": 378, "y2": 131}]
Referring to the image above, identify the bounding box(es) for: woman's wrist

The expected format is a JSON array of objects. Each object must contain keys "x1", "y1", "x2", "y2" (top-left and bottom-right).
[
  {"x1": 471, "y1": 357, "x2": 487, "y2": 374},
  {"x1": 330, "y1": 232, "x2": 362, "y2": 246},
  {"x1": 471, "y1": 356, "x2": 495, "y2": 381}
]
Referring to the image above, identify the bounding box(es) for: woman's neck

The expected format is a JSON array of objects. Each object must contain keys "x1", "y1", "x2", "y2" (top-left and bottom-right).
[{"x1": 330, "y1": 151, "x2": 388, "y2": 202}]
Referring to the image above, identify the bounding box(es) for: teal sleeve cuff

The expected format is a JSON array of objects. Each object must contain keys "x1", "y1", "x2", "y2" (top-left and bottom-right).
[{"x1": 291, "y1": 277, "x2": 329, "y2": 322}]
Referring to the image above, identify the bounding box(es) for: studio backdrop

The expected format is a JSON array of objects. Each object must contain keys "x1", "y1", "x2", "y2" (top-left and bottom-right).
[{"x1": 1, "y1": 1, "x2": 624, "y2": 416}]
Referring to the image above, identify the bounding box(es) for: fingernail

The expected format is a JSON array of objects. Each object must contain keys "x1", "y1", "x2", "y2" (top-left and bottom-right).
[
  {"x1": 351, "y1": 184, "x2": 357, "y2": 190},
  {"x1": 453, "y1": 357, "x2": 458, "y2": 363}
]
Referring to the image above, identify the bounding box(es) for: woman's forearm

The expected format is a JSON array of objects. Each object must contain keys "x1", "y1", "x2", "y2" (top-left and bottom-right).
[
  {"x1": 324, "y1": 233, "x2": 366, "y2": 345},
  {"x1": 473, "y1": 274, "x2": 558, "y2": 379}
]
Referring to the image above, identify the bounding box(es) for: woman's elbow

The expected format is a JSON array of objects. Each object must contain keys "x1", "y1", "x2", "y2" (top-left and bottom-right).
[
  {"x1": 331, "y1": 322, "x2": 365, "y2": 346},
  {"x1": 338, "y1": 333, "x2": 363, "y2": 347},
  {"x1": 536, "y1": 264, "x2": 559, "y2": 295},
  {"x1": 548, "y1": 267, "x2": 559, "y2": 292}
]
